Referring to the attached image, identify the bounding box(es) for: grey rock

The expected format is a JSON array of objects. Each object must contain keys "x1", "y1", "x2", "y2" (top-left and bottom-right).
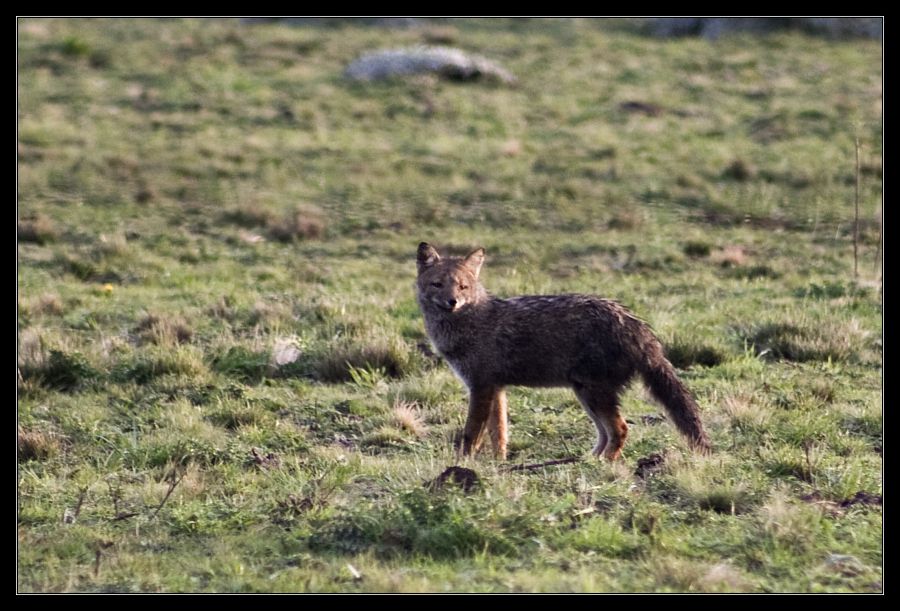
[{"x1": 345, "y1": 46, "x2": 516, "y2": 85}]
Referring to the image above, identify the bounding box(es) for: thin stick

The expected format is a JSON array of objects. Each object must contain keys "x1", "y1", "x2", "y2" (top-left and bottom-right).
[
  {"x1": 151, "y1": 471, "x2": 185, "y2": 519},
  {"x1": 854, "y1": 138, "x2": 861, "y2": 279},
  {"x1": 804, "y1": 443, "x2": 813, "y2": 481},
  {"x1": 502, "y1": 457, "x2": 578, "y2": 472},
  {"x1": 106, "y1": 478, "x2": 140, "y2": 521},
  {"x1": 73, "y1": 486, "x2": 88, "y2": 521},
  {"x1": 93, "y1": 541, "x2": 114, "y2": 577},
  {"x1": 107, "y1": 480, "x2": 120, "y2": 517}
]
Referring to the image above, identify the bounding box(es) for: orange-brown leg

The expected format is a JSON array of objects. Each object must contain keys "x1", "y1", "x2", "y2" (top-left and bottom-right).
[
  {"x1": 601, "y1": 411, "x2": 629, "y2": 461},
  {"x1": 461, "y1": 386, "x2": 496, "y2": 457},
  {"x1": 487, "y1": 388, "x2": 508, "y2": 460}
]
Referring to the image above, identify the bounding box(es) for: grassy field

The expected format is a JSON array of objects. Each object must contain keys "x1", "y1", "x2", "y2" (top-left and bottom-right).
[{"x1": 17, "y1": 18, "x2": 882, "y2": 592}]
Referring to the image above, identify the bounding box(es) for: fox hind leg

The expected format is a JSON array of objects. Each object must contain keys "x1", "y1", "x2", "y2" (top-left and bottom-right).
[
  {"x1": 574, "y1": 385, "x2": 628, "y2": 461},
  {"x1": 575, "y1": 389, "x2": 608, "y2": 457}
]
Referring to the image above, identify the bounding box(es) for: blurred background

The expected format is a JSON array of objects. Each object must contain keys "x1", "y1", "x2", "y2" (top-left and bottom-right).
[{"x1": 18, "y1": 18, "x2": 882, "y2": 258}]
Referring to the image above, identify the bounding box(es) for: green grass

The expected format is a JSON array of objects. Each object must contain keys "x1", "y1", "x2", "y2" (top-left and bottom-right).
[{"x1": 17, "y1": 18, "x2": 881, "y2": 592}]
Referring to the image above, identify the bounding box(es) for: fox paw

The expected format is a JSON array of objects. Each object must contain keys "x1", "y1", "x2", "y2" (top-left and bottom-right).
[{"x1": 591, "y1": 441, "x2": 608, "y2": 457}]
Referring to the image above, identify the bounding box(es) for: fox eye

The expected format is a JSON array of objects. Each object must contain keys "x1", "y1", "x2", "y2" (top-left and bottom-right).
[{"x1": 431, "y1": 282, "x2": 443, "y2": 288}]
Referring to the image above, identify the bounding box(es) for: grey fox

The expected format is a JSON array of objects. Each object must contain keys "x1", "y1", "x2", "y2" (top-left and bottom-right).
[{"x1": 415, "y1": 242, "x2": 711, "y2": 461}]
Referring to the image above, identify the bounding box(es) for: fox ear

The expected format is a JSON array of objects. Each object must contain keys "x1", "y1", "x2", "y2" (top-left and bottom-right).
[
  {"x1": 463, "y1": 247, "x2": 485, "y2": 277},
  {"x1": 417, "y1": 242, "x2": 441, "y2": 273}
]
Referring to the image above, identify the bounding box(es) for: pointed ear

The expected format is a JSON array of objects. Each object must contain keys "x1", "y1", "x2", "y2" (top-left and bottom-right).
[
  {"x1": 463, "y1": 247, "x2": 485, "y2": 278},
  {"x1": 417, "y1": 242, "x2": 441, "y2": 274}
]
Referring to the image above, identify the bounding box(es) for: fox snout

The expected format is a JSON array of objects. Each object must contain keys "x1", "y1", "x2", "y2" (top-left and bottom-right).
[
  {"x1": 431, "y1": 294, "x2": 464, "y2": 312},
  {"x1": 419, "y1": 274, "x2": 472, "y2": 312}
]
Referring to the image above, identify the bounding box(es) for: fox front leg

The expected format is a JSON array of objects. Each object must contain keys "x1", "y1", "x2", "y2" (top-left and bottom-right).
[{"x1": 460, "y1": 386, "x2": 495, "y2": 458}]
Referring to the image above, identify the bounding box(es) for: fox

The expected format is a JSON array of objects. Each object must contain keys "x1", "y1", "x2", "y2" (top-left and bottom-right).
[{"x1": 415, "y1": 242, "x2": 710, "y2": 461}]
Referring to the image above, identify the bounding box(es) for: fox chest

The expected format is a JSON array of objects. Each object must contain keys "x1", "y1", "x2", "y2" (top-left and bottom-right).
[
  {"x1": 424, "y1": 320, "x2": 465, "y2": 359},
  {"x1": 423, "y1": 320, "x2": 482, "y2": 374}
]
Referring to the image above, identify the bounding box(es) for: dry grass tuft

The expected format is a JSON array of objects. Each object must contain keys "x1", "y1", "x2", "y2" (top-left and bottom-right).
[
  {"x1": 267, "y1": 206, "x2": 326, "y2": 242},
  {"x1": 607, "y1": 209, "x2": 644, "y2": 230},
  {"x1": 30, "y1": 293, "x2": 65, "y2": 316},
  {"x1": 18, "y1": 426, "x2": 63, "y2": 462},
  {"x1": 722, "y1": 391, "x2": 771, "y2": 429},
  {"x1": 735, "y1": 317, "x2": 872, "y2": 363},
  {"x1": 391, "y1": 401, "x2": 429, "y2": 438},
  {"x1": 314, "y1": 335, "x2": 415, "y2": 383},
  {"x1": 500, "y1": 139, "x2": 522, "y2": 157},
  {"x1": 711, "y1": 245, "x2": 748, "y2": 267},
  {"x1": 697, "y1": 562, "x2": 751, "y2": 592},
  {"x1": 96, "y1": 231, "x2": 129, "y2": 256},
  {"x1": 18, "y1": 328, "x2": 47, "y2": 371},
  {"x1": 644, "y1": 556, "x2": 751, "y2": 592},
  {"x1": 761, "y1": 488, "x2": 825, "y2": 552},
  {"x1": 134, "y1": 313, "x2": 194, "y2": 346},
  {"x1": 248, "y1": 300, "x2": 289, "y2": 328},
  {"x1": 670, "y1": 455, "x2": 755, "y2": 514},
  {"x1": 19, "y1": 213, "x2": 58, "y2": 244},
  {"x1": 209, "y1": 295, "x2": 236, "y2": 321}
]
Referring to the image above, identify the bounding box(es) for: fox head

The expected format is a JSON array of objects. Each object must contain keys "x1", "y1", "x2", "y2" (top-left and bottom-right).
[{"x1": 416, "y1": 242, "x2": 486, "y2": 314}]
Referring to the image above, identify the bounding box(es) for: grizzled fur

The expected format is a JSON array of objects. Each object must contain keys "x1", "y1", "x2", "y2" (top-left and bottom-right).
[{"x1": 416, "y1": 242, "x2": 710, "y2": 461}]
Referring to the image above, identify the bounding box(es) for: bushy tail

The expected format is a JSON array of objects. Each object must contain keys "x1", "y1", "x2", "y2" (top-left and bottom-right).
[{"x1": 639, "y1": 356, "x2": 711, "y2": 453}]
